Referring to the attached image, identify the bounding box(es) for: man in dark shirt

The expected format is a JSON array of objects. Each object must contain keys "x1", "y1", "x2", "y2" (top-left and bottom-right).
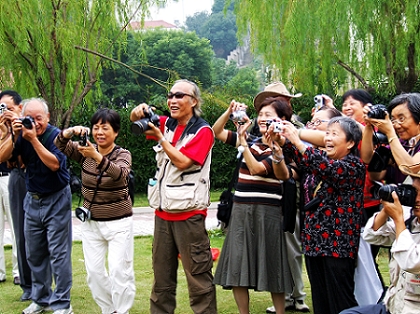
[
  {"x1": 0, "y1": 89, "x2": 31, "y2": 301},
  {"x1": 0, "y1": 98, "x2": 73, "y2": 314}
]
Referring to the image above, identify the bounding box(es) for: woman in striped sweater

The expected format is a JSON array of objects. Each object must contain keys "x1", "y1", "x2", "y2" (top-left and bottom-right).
[
  {"x1": 54, "y1": 108, "x2": 135, "y2": 314},
  {"x1": 213, "y1": 97, "x2": 295, "y2": 314}
]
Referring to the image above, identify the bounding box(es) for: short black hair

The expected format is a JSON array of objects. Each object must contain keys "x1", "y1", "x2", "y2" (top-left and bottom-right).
[
  {"x1": 0, "y1": 90, "x2": 22, "y2": 105},
  {"x1": 91, "y1": 108, "x2": 120, "y2": 133},
  {"x1": 342, "y1": 89, "x2": 373, "y2": 106},
  {"x1": 259, "y1": 96, "x2": 293, "y2": 121}
]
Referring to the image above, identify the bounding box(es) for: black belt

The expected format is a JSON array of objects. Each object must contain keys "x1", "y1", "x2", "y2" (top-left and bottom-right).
[
  {"x1": 0, "y1": 172, "x2": 9, "y2": 177},
  {"x1": 28, "y1": 190, "x2": 56, "y2": 200}
]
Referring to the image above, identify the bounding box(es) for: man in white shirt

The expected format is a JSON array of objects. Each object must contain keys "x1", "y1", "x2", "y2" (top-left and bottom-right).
[{"x1": 340, "y1": 163, "x2": 420, "y2": 314}]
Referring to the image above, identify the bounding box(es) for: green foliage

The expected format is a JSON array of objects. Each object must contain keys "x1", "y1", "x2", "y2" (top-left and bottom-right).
[
  {"x1": 185, "y1": 3, "x2": 238, "y2": 58},
  {"x1": 225, "y1": 67, "x2": 260, "y2": 98},
  {"x1": 232, "y1": 0, "x2": 420, "y2": 95},
  {"x1": 210, "y1": 59, "x2": 241, "y2": 90},
  {"x1": 0, "y1": 0, "x2": 143, "y2": 128},
  {"x1": 98, "y1": 29, "x2": 214, "y2": 106}
]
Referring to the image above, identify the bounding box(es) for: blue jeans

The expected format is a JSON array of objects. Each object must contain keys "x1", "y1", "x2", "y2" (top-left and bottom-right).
[{"x1": 24, "y1": 186, "x2": 72, "y2": 310}]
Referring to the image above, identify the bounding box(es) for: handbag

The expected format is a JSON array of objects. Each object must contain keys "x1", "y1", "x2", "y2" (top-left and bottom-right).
[
  {"x1": 217, "y1": 153, "x2": 242, "y2": 227},
  {"x1": 282, "y1": 176, "x2": 297, "y2": 233}
]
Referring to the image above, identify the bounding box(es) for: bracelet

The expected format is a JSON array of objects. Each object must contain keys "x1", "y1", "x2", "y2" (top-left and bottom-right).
[
  {"x1": 388, "y1": 136, "x2": 398, "y2": 144},
  {"x1": 299, "y1": 145, "x2": 307, "y2": 154},
  {"x1": 158, "y1": 137, "x2": 166, "y2": 145},
  {"x1": 272, "y1": 155, "x2": 285, "y2": 164},
  {"x1": 272, "y1": 152, "x2": 284, "y2": 159}
]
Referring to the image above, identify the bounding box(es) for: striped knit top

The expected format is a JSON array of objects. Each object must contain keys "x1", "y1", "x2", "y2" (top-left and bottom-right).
[
  {"x1": 55, "y1": 132, "x2": 133, "y2": 221},
  {"x1": 226, "y1": 131, "x2": 282, "y2": 206}
]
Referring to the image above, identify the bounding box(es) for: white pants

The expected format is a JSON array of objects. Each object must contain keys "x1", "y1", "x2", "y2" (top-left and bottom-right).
[
  {"x1": 0, "y1": 175, "x2": 18, "y2": 281},
  {"x1": 81, "y1": 216, "x2": 135, "y2": 314}
]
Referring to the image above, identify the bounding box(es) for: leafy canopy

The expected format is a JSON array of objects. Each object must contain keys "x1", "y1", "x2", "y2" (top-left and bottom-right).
[
  {"x1": 0, "y1": 0, "x2": 159, "y2": 127},
  {"x1": 231, "y1": 0, "x2": 420, "y2": 95}
]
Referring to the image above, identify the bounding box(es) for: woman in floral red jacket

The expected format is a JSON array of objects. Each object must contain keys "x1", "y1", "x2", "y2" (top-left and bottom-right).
[{"x1": 275, "y1": 116, "x2": 365, "y2": 314}]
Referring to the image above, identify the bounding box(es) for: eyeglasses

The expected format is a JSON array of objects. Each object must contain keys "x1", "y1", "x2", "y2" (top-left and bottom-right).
[
  {"x1": 167, "y1": 92, "x2": 195, "y2": 100},
  {"x1": 391, "y1": 116, "x2": 409, "y2": 125},
  {"x1": 306, "y1": 119, "x2": 329, "y2": 127}
]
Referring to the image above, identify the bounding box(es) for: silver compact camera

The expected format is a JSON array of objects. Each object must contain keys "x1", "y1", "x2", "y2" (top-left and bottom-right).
[
  {"x1": 0, "y1": 103, "x2": 7, "y2": 114},
  {"x1": 75, "y1": 206, "x2": 91, "y2": 222},
  {"x1": 273, "y1": 121, "x2": 284, "y2": 133},
  {"x1": 266, "y1": 120, "x2": 284, "y2": 133},
  {"x1": 314, "y1": 95, "x2": 324, "y2": 111},
  {"x1": 230, "y1": 109, "x2": 247, "y2": 125}
]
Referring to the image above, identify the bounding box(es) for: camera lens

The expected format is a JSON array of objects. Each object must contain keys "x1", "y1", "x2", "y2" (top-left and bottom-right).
[
  {"x1": 131, "y1": 119, "x2": 150, "y2": 135},
  {"x1": 367, "y1": 104, "x2": 387, "y2": 119},
  {"x1": 378, "y1": 184, "x2": 398, "y2": 202},
  {"x1": 21, "y1": 117, "x2": 34, "y2": 129}
]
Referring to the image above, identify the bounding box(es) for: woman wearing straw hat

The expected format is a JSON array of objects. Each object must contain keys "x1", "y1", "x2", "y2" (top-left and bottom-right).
[{"x1": 213, "y1": 93, "x2": 298, "y2": 314}]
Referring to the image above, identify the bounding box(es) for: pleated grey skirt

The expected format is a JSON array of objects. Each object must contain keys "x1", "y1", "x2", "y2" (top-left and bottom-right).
[{"x1": 214, "y1": 202, "x2": 293, "y2": 293}]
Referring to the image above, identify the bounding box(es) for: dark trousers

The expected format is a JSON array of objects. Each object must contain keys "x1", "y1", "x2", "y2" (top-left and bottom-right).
[
  {"x1": 150, "y1": 214, "x2": 217, "y2": 314},
  {"x1": 8, "y1": 169, "x2": 31, "y2": 294},
  {"x1": 305, "y1": 255, "x2": 358, "y2": 314},
  {"x1": 24, "y1": 186, "x2": 72, "y2": 310}
]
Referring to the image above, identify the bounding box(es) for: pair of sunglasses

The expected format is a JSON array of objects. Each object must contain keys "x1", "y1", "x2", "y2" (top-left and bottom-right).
[{"x1": 167, "y1": 92, "x2": 195, "y2": 100}]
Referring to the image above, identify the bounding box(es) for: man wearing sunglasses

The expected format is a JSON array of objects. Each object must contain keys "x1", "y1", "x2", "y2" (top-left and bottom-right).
[
  {"x1": 130, "y1": 79, "x2": 217, "y2": 314},
  {"x1": 340, "y1": 164, "x2": 420, "y2": 314}
]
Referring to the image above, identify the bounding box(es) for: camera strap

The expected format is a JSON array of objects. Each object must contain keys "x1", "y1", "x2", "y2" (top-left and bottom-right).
[{"x1": 88, "y1": 171, "x2": 104, "y2": 211}]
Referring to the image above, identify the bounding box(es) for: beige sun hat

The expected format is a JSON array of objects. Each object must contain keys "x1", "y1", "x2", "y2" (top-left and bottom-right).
[
  {"x1": 253, "y1": 82, "x2": 302, "y2": 112},
  {"x1": 399, "y1": 163, "x2": 420, "y2": 178}
]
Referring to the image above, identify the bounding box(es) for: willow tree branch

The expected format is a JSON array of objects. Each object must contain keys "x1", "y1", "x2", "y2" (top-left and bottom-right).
[
  {"x1": 337, "y1": 59, "x2": 370, "y2": 89},
  {"x1": 74, "y1": 45, "x2": 167, "y2": 89}
]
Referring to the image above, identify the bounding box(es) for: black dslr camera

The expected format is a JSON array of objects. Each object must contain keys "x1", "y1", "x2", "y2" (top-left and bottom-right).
[
  {"x1": 373, "y1": 183, "x2": 417, "y2": 207},
  {"x1": 131, "y1": 106, "x2": 160, "y2": 135},
  {"x1": 367, "y1": 104, "x2": 388, "y2": 119},
  {"x1": 79, "y1": 130, "x2": 88, "y2": 146},
  {"x1": 19, "y1": 116, "x2": 35, "y2": 129},
  {"x1": 368, "y1": 130, "x2": 392, "y2": 172}
]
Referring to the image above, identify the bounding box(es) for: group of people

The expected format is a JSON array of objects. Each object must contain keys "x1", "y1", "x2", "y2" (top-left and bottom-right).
[{"x1": 1, "y1": 79, "x2": 420, "y2": 314}]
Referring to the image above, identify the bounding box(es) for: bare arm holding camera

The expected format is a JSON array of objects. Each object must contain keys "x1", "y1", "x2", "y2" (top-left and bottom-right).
[
  {"x1": 212, "y1": 100, "x2": 247, "y2": 144},
  {"x1": 130, "y1": 103, "x2": 196, "y2": 171},
  {"x1": 365, "y1": 105, "x2": 420, "y2": 169},
  {"x1": 18, "y1": 119, "x2": 61, "y2": 172}
]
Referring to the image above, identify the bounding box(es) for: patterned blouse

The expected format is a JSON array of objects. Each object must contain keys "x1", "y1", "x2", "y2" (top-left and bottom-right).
[{"x1": 284, "y1": 143, "x2": 365, "y2": 259}]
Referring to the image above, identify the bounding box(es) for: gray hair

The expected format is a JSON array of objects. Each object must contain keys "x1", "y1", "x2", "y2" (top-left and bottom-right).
[
  {"x1": 174, "y1": 79, "x2": 203, "y2": 117},
  {"x1": 328, "y1": 116, "x2": 362, "y2": 155},
  {"x1": 22, "y1": 98, "x2": 49, "y2": 115},
  {"x1": 388, "y1": 93, "x2": 420, "y2": 124}
]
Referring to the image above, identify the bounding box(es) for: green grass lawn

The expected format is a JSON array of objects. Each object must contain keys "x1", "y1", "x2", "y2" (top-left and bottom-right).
[{"x1": 0, "y1": 232, "x2": 391, "y2": 314}]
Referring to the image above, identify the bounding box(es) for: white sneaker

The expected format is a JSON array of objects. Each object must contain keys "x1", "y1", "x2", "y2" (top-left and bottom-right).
[
  {"x1": 266, "y1": 306, "x2": 276, "y2": 313},
  {"x1": 266, "y1": 299, "x2": 295, "y2": 313},
  {"x1": 53, "y1": 305, "x2": 73, "y2": 314},
  {"x1": 22, "y1": 302, "x2": 46, "y2": 314},
  {"x1": 295, "y1": 300, "x2": 310, "y2": 312}
]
